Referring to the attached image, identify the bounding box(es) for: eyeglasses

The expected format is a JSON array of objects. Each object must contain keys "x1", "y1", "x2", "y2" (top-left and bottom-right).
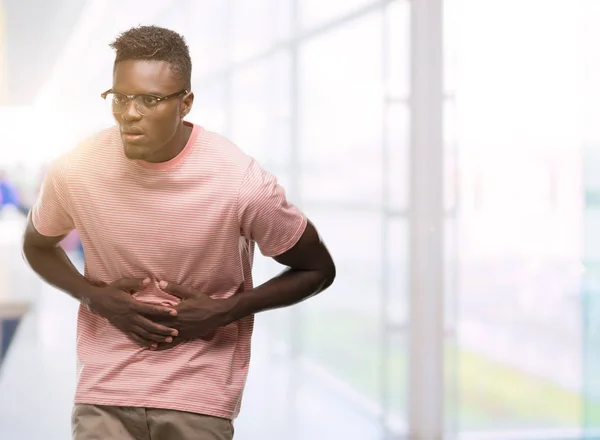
[{"x1": 100, "y1": 89, "x2": 188, "y2": 115}]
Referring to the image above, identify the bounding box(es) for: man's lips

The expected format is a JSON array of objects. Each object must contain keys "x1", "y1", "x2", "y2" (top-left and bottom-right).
[{"x1": 121, "y1": 128, "x2": 145, "y2": 142}]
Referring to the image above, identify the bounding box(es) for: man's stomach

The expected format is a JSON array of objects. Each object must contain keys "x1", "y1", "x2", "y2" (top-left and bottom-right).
[{"x1": 73, "y1": 305, "x2": 253, "y2": 420}]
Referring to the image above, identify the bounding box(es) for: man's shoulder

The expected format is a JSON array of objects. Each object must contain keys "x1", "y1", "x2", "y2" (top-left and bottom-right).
[
  {"x1": 195, "y1": 127, "x2": 254, "y2": 173},
  {"x1": 46, "y1": 126, "x2": 119, "y2": 177},
  {"x1": 57, "y1": 126, "x2": 117, "y2": 158},
  {"x1": 73, "y1": 126, "x2": 119, "y2": 156}
]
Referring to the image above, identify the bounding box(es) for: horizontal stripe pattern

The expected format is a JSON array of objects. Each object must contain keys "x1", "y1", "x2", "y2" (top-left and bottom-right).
[{"x1": 31, "y1": 122, "x2": 307, "y2": 419}]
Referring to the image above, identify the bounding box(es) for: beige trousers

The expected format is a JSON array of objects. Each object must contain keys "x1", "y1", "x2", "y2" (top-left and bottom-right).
[{"x1": 72, "y1": 404, "x2": 234, "y2": 440}]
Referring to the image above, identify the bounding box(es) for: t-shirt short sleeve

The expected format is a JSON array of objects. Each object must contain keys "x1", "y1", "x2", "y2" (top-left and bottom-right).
[
  {"x1": 31, "y1": 158, "x2": 75, "y2": 237},
  {"x1": 238, "y1": 160, "x2": 307, "y2": 257}
]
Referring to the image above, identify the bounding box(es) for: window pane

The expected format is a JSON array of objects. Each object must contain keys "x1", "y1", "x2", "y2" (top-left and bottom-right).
[
  {"x1": 385, "y1": 218, "x2": 408, "y2": 326},
  {"x1": 385, "y1": 0, "x2": 410, "y2": 98},
  {"x1": 183, "y1": 0, "x2": 229, "y2": 77},
  {"x1": 152, "y1": 4, "x2": 187, "y2": 32},
  {"x1": 444, "y1": 99, "x2": 458, "y2": 213},
  {"x1": 300, "y1": 207, "x2": 383, "y2": 413},
  {"x1": 231, "y1": 53, "x2": 291, "y2": 170},
  {"x1": 444, "y1": 331, "x2": 460, "y2": 436},
  {"x1": 386, "y1": 104, "x2": 409, "y2": 211},
  {"x1": 230, "y1": 0, "x2": 291, "y2": 61},
  {"x1": 294, "y1": 371, "x2": 384, "y2": 439},
  {"x1": 454, "y1": 153, "x2": 583, "y2": 427},
  {"x1": 299, "y1": 12, "x2": 383, "y2": 205},
  {"x1": 445, "y1": 218, "x2": 459, "y2": 330},
  {"x1": 582, "y1": 0, "x2": 600, "y2": 419},
  {"x1": 455, "y1": 148, "x2": 582, "y2": 432},
  {"x1": 444, "y1": 0, "x2": 458, "y2": 95},
  {"x1": 583, "y1": 1, "x2": 600, "y2": 145},
  {"x1": 582, "y1": 258, "x2": 600, "y2": 435},
  {"x1": 452, "y1": 0, "x2": 584, "y2": 434},
  {"x1": 188, "y1": 79, "x2": 227, "y2": 134},
  {"x1": 299, "y1": 0, "x2": 376, "y2": 30},
  {"x1": 384, "y1": 325, "x2": 409, "y2": 438},
  {"x1": 583, "y1": 3, "x2": 600, "y2": 427}
]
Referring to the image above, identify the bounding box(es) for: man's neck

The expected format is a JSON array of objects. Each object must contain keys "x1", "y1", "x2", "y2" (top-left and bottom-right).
[{"x1": 147, "y1": 123, "x2": 193, "y2": 163}]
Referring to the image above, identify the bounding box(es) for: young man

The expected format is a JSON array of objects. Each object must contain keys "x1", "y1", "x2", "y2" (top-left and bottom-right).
[{"x1": 22, "y1": 25, "x2": 335, "y2": 440}]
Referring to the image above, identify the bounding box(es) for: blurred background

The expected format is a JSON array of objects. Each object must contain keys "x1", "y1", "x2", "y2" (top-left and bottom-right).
[{"x1": 0, "y1": 0, "x2": 599, "y2": 439}]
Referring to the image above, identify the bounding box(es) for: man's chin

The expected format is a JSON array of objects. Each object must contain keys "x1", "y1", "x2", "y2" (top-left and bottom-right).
[{"x1": 123, "y1": 143, "x2": 152, "y2": 161}]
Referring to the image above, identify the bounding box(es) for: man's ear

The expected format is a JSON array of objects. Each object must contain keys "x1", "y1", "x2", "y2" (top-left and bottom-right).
[{"x1": 181, "y1": 92, "x2": 194, "y2": 118}]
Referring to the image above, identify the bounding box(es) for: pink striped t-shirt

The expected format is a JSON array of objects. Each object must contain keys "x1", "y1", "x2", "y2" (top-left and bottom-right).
[{"x1": 31, "y1": 121, "x2": 307, "y2": 419}]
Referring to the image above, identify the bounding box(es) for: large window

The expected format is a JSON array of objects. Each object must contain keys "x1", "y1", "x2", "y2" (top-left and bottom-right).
[
  {"x1": 299, "y1": 0, "x2": 378, "y2": 30},
  {"x1": 31, "y1": 0, "x2": 593, "y2": 438},
  {"x1": 298, "y1": 12, "x2": 383, "y2": 205},
  {"x1": 449, "y1": 0, "x2": 584, "y2": 436},
  {"x1": 231, "y1": 54, "x2": 291, "y2": 171},
  {"x1": 580, "y1": 0, "x2": 600, "y2": 436},
  {"x1": 230, "y1": 0, "x2": 291, "y2": 62},
  {"x1": 297, "y1": 6, "x2": 410, "y2": 436},
  {"x1": 182, "y1": 0, "x2": 229, "y2": 77}
]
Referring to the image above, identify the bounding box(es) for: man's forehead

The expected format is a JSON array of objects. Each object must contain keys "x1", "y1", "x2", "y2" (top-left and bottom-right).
[{"x1": 113, "y1": 59, "x2": 180, "y2": 92}]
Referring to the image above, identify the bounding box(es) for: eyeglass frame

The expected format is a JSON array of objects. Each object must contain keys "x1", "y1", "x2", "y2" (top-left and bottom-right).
[{"x1": 100, "y1": 89, "x2": 189, "y2": 115}]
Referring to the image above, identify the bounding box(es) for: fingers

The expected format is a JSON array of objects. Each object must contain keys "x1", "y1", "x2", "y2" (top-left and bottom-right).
[
  {"x1": 111, "y1": 277, "x2": 151, "y2": 293},
  {"x1": 153, "y1": 339, "x2": 184, "y2": 351},
  {"x1": 133, "y1": 315, "x2": 179, "y2": 337},
  {"x1": 158, "y1": 281, "x2": 196, "y2": 299},
  {"x1": 128, "y1": 332, "x2": 156, "y2": 349},
  {"x1": 134, "y1": 301, "x2": 178, "y2": 318},
  {"x1": 130, "y1": 324, "x2": 174, "y2": 344}
]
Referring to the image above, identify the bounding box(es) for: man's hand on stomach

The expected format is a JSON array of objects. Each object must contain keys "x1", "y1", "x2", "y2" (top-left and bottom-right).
[
  {"x1": 87, "y1": 277, "x2": 180, "y2": 350},
  {"x1": 149, "y1": 281, "x2": 234, "y2": 351}
]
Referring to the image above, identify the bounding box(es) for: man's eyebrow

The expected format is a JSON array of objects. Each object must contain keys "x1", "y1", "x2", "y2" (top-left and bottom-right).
[{"x1": 111, "y1": 90, "x2": 165, "y2": 96}]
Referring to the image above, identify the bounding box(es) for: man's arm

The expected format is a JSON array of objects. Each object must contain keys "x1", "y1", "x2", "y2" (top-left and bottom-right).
[
  {"x1": 224, "y1": 220, "x2": 335, "y2": 322},
  {"x1": 25, "y1": 158, "x2": 178, "y2": 348},
  {"x1": 22, "y1": 211, "x2": 97, "y2": 305},
  {"x1": 154, "y1": 161, "x2": 335, "y2": 347},
  {"x1": 22, "y1": 212, "x2": 179, "y2": 347},
  {"x1": 153, "y1": 219, "x2": 335, "y2": 349}
]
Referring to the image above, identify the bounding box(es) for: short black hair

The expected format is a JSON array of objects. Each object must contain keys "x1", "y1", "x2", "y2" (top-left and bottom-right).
[{"x1": 109, "y1": 25, "x2": 192, "y2": 90}]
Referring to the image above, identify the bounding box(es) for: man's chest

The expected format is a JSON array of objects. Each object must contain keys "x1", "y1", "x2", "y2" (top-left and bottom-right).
[{"x1": 70, "y1": 177, "x2": 241, "y2": 265}]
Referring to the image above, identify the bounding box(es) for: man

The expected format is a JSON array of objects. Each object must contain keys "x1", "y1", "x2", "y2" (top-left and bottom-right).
[{"x1": 22, "y1": 25, "x2": 335, "y2": 440}]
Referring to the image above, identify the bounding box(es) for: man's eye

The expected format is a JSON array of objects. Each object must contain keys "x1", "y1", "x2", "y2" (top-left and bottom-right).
[
  {"x1": 113, "y1": 95, "x2": 127, "y2": 105},
  {"x1": 142, "y1": 96, "x2": 159, "y2": 106}
]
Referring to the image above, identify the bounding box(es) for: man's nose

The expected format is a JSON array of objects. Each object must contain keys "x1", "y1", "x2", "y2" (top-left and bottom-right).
[{"x1": 122, "y1": 99, "x2": 142, "y2": 120}]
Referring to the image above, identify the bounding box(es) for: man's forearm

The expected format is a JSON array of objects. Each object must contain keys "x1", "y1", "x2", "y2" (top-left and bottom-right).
[
  {"x1": 225, "y1": 267, "x2": 334, "y2": 322},
  {"x1": 22, "y1": 244, "x2": 97, "y2": 306}
]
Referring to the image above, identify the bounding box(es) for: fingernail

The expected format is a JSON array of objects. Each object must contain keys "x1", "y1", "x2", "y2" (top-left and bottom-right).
[
  {"x1": 165, "y1": 337, "x2": 173, "y2": 343},
  {"x1": 159, "y1": 281, "x2": 167, "y2": 289},
  {"x1": 150, "y1": 344, "x2": 157, "y2": 350},
  {"x1": 171, "y1": 330, "x2": 178, "y2": 337},
  {"x1": 170, "y1": 310, "x2": 177, "y2": 316},
  {"x1": 143, "y1": 278, "x2": 151, "y2": 285}
]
